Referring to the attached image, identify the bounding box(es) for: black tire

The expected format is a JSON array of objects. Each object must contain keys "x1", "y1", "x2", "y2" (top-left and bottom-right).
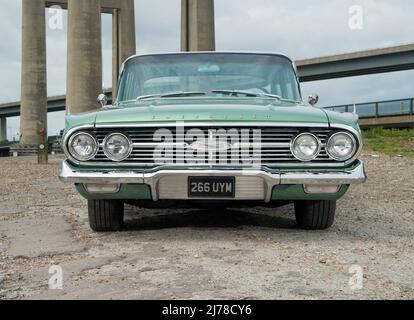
[
  {"x1": 294, "y1": 200, "x2": 336, "y2": 230},
  {"x1": 88, "y1": 200, "x2": 124, "y2": 232}
]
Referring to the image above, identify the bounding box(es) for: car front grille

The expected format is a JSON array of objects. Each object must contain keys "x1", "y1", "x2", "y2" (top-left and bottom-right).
[{"x1": 73, "y1": 125, "x2": 348, "y2": 167}]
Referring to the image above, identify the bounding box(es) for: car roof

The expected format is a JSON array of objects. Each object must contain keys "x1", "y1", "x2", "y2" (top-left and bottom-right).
[{"x1": 122, "y1": 51, "x2": 295, "y2": 67}]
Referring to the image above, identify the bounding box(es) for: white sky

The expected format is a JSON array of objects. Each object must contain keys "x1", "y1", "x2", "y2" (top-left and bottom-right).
[{"x1": 1, "y1": 0, "x2": 414, "y2": 139}]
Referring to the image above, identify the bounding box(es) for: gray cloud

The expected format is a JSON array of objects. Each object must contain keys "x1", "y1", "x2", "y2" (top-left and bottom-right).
[{"x1": 1, "y1": 0, "x2": 414, "y2": 139}]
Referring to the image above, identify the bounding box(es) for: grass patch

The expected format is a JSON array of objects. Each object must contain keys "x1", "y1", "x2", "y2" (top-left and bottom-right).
[{"x1": 362, "y1": 128, "x2": 414, "y2": 159}]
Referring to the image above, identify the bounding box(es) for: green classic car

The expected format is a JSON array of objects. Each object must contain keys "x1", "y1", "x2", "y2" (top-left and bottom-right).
[{"x1": 59, "y1": 52, "x2": 367, "y2": 232}]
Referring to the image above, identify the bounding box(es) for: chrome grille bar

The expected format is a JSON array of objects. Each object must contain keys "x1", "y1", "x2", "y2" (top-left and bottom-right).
[{"x1": 87, "y1": 126, "x2": 339, "y2": 166}]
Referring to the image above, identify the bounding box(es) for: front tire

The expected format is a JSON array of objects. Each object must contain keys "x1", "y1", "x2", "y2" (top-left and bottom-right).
[
  {"x1": 294, "y1": 200, "x2": 336, "y2": 230},
  {"x1": 88, "y1": 200, "x2": 124, "y2": 232}
]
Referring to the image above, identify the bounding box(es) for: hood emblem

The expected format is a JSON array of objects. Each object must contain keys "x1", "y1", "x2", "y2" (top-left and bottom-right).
[{"x1": 188, "y1": 138, "x2": 232, "y2": 153}]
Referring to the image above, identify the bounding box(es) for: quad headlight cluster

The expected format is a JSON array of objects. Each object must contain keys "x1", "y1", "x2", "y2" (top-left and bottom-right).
[
  {"x1": 67, "y1": 130, "x2": 358, "y2": 163},
  {"x1": 67, "y1": 132, "x2": 132, "y2": 162},
  {"x1": 291, "y1": 131, "x2": 358, "y2": 162}
]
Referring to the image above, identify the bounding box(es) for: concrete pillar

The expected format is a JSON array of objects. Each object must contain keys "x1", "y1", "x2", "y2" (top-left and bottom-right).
[
  {"x1": 112, "y1": 9, "x2": 120, "y2": 99},
  {"x1": 181, "y1": 0, "x2": 215, "y2": 51},
  {"x1": 67, "y1": 0, "x2": 102, "y2": 114},
  {"x1": 0, "y1": 118, "x2": 6, "y2": 142},
  {"x1": 20, "y1": 0, "x2": 47, "y2": 146},
  {"x1": 112, "y1": 0, "x2": 136, "y2": 99}
]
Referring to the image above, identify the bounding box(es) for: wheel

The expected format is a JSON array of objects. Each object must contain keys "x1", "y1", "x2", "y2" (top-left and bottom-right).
[
  {"x1": 88, "y1": 200, "x2": 124, "y2": 232},
  {"x1": 294, "y1": 200, "x2": 336, "y2": 230}
]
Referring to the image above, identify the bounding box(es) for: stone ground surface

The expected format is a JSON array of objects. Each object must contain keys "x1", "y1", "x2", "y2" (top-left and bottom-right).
[{"x1": 0, "y1": 154, "x2": 413, "y2": 300}]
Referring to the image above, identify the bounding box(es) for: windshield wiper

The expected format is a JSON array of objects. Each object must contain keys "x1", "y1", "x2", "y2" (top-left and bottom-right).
[
  {"x1": 211, "y1": 90, "x2": 281, "y2": 100},
  {"x1": 137, "y1": 91, "x2": 207, "y2": 101},
  {"x1": 136, "y1": 90, "x2": 284, "y2": 101}
]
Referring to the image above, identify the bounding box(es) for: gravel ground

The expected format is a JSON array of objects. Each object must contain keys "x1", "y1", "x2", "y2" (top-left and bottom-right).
[{"x1": 0, "y1": 153, "x2": 413, "y2": 300}]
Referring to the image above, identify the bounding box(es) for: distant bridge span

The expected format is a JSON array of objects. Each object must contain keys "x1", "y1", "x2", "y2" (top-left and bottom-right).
[
  {"x1": 296, "y1": 43, "x2": 414, "y2": 82},
  {"x1": 0, "y1": 91, "x2": 112, "y2": 118}
]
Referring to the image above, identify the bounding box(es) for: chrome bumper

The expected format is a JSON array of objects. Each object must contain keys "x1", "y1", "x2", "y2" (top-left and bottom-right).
[{"x1": 59, "y1": 161, "x2": 367, "y2": 202}]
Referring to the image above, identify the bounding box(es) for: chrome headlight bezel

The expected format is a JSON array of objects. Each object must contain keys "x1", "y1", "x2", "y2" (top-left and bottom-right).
[
  {"x1": 290, "y1": 133, "x2": 321, "y2": 162},
  {"x1": 326, "y1": 131, "x2": 357, "y2": 161},
  {"x1": 102, "y1": 132, "x2": 133, "y2": 162},
  {"x1": 67, "y1": 132, "x2": 99, "y2": 162}
]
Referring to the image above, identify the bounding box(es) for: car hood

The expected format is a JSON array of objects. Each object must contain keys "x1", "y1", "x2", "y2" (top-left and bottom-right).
[{"x1": 93, "y1": 99, "x2": 330, "y2": 125}]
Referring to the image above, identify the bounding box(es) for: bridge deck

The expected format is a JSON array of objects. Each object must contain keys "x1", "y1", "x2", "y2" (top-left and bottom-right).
[
  {"x1": 296, "y1": 43, "x2": 414, "y2": 82},
  {"x1": 359, "y1": 115, "x2": 414, "y2": 129}
]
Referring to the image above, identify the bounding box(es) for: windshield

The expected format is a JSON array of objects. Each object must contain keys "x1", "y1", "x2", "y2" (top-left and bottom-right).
[{"x1": 116, "y1": 53, "x2": 302, "y2": 103}]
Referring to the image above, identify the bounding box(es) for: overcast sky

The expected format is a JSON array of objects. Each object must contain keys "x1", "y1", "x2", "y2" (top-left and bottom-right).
[{"x1": 1, "y1": 0, "x2": 414, "y2": 139}]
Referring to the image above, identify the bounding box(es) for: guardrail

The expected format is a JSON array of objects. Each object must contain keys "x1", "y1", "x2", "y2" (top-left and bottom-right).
[{"x1": 324, "y1": 98, "x2": 414, "y2": 119}]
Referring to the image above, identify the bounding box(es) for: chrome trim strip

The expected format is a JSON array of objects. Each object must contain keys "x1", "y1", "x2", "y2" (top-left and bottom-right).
[
  {"x1": 62, "y1": 124, "x2": 96, "y2": 166},
  {"x1": 59, "y1": 161, "x2": 367, "y2": 202},
  {"x1": 128, "y1": 142, "x2": 291, "y2": 149},
  {"x1": 331, "y1": 123, "x2": 363, "y2": 165},
  {"x1": 119, "y1": 52, "x2": 297, "y2": 83},
  {"x1": 59, "y1": 161, "x2": 145, "y2": 184},
  {"x1": 94, "y1": 121, "x2": 330, "y2": 128},
  {"x1": 280, "y1": 162, "x2": 367, "y2": 185}
]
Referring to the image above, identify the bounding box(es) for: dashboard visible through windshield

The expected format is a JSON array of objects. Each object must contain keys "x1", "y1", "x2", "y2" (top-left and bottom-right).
[{"x1": 116, "y1": 53, "x2": 302, "y2": 103}]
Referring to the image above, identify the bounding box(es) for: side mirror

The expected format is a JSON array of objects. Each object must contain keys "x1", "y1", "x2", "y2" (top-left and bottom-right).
[
  {"x1": 97, "y1": 93, "x2": 108, "y2": 107},
  {"x1": 308, "y1": 94, "x2": 319, "y2": 107}
]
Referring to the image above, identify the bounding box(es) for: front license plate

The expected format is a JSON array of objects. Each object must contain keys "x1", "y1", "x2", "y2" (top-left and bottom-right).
[{"x1": 188, "y1": 177, "x2": 235, "y2": 198}]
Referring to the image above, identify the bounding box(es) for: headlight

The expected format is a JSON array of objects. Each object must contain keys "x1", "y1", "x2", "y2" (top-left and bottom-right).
[
  {"x1": 103, "y1": 133, "x2": 132, "y2": 161},
  {"x1": 68, "y1": 132, "x2": 98, "y2": 161},
  {"x1": 291, "y1": 133, "x2": 321, "y2": 161},
  {"x1": 326, "y1": 132, "x2": 357, "y2": 161}
]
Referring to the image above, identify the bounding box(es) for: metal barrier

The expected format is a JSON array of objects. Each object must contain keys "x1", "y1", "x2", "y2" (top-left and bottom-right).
[{"x1": 324, "y1": 98, "x2": 414, "y2": 119}]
